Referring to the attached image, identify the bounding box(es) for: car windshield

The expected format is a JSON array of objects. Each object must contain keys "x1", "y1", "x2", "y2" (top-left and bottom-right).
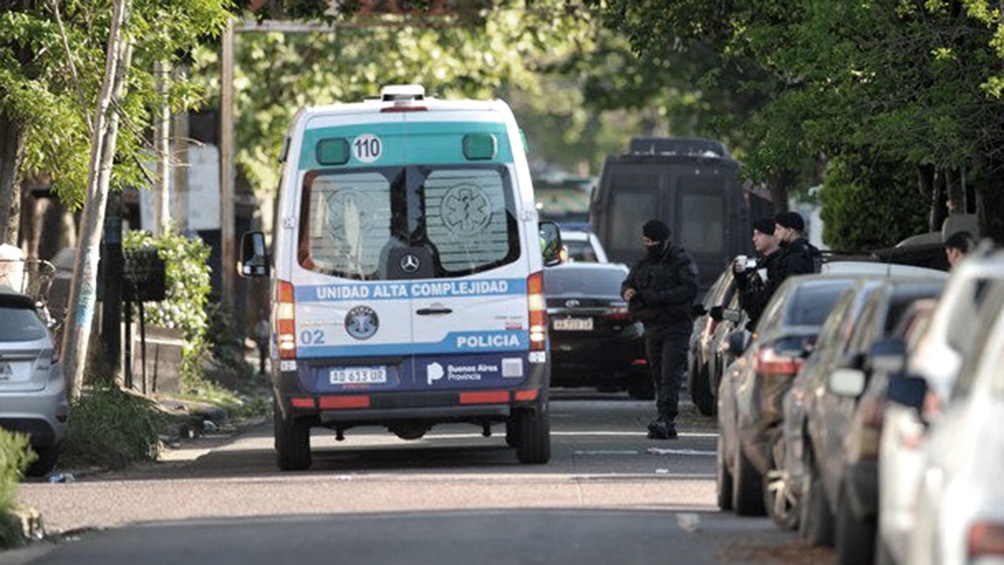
[
  {"x1": 0, "y1": 306, "x2": 47, "y2": 341},
  {"x1": 544, "y1": 267, "x2": 625, "y2": 296}
]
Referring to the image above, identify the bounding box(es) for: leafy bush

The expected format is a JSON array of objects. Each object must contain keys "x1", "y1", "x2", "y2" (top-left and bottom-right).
[
  {"x1": 122, "y1": 230, "x2": 212, "y2": 392},
  {"x1": 819, "y1": 154, "x2": 929, "y2": 251},
  {"x1": 59, "y1": 387, "x2": 167, "y2": 471},
  {"x1": 0, "y1": 430, "x2": 34, "y2": 547}
]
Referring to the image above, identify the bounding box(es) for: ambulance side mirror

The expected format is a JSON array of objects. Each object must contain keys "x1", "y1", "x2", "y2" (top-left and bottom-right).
[
  {"x1": 239, "y1": 231, "x2": 270, "y2": 277},
  {"x1": 539, "y1": 221, "x2": 563, "y2": 267}
]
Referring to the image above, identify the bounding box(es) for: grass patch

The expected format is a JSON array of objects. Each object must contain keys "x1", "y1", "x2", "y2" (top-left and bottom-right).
[
  {"x1": 59, "y1": 386, "x2": 167, "y2": 471},
  {"x1": 166, "y1": 378, "x2": 271, "y2": 423}
]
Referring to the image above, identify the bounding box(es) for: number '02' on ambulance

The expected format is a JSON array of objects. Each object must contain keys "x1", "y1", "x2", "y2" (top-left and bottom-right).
[{"x1": 238, "y1": 85, "x2": 563, "y2": 471}]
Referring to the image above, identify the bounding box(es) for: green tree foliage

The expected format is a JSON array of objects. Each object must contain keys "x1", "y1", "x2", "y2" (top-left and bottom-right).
[
  {"x1": 819, "y1": 154, "x2": 929, "y2": 250},
  {"x1": 0, "y1": 0, "x2": 234, "y2": 222},
  {"x1": 601, "y1": 0, "x2": 1004, "y2": 247},
  {"x1": 191, "y1": 1, "x2": 607, "y2": 195}
]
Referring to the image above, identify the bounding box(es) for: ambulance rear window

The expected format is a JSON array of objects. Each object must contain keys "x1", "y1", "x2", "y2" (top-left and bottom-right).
[{"x1": 298, "y1": 165, "x2": 519, "y2": 280}]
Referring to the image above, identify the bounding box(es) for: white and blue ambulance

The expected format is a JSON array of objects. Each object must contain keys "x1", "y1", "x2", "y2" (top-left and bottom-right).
[{"x1": 239, "y1": 85, "x2": 562, "y2": 470}]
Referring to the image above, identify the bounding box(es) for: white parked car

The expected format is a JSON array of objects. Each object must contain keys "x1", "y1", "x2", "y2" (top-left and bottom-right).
[
  {"x1": 877, "y1": 246, "x2": 1004, "y2": 565},
  {"x1": 894, "y1": 267, "x2": 1004, "y2": 565},
  {"x1": 0, "y1": 285, "x2": 67, "y2": 477},
  {"x1": 559, "y1": 229, "x2": 608, "y2": 263}
]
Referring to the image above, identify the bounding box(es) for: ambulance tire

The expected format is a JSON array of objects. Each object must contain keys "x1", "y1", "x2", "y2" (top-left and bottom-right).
[
  {"x1": 514, "y1": 407, "x2": 550, "y2": 464},
  {"x1": 275, "y1": 409, "x2": 311, "y2": 471}
]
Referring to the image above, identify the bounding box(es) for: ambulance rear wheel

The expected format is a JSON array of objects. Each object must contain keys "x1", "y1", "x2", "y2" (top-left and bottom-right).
[
  {"x1": 514, "y1": 407, "x2": 550, "y2": 464},
  {"x1": 275, "y1": 410, "x2": 311, "y2": 471}
]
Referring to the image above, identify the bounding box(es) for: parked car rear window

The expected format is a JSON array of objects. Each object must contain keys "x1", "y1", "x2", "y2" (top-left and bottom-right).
[
  {"x1": 544, "y1": 267, "x2": 626, "y2": 296},
  {"x1": 0, "y1": 306, "x2": 48, "y2": 342},
  {"x1": 783, "y1": 283, "x2": 848, "y2": 326}
]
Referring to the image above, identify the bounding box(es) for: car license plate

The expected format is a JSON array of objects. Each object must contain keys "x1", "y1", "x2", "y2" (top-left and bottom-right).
[
  {"x1": 330, "y1": 366, "x2": 387, "y2": 384},
  {"x1": 553, "y1": 317, "x2": 593, "y2": 331}
]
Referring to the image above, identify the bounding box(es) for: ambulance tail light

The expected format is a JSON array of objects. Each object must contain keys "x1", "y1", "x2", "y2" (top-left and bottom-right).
[
  {"x1": 528, "y1": 272, "x2": 547, "y2": 351},
  {"x1": 277, "y1": 280, "x2": 297, "y2": 359}
]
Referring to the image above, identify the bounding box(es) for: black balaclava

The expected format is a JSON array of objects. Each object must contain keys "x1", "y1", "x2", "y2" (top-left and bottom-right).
[{"x1": 642, "y1": 220, "x2": 671, "y2": 260}]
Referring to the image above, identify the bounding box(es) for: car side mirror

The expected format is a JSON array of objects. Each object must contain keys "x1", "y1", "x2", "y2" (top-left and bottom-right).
[
  {"x1": 828, "y1": 367, "x2": 867, "y2": 397},
  {"x1": 239, "y1": 231, "x2": 269, "y2": 277},
  {"x1": 539, "y1": 221, "x2": 563, "y2": 267},
  {"x1": 886, "y1": 373, "x2": 928, "y2": 411}
]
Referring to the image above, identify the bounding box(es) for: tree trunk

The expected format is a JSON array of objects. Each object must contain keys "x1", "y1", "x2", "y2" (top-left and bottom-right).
[
  {"x1": 917, "y1": 164, "x2": 934, "y2": 230},
  {"x1": 767, "y1": 168, "x2": 796, "y2": 213},
  {"x1": 929, "y1": 168, "x2": 947, "y2": 232},
  {"x1": 0, "y1": 109, "x2": 26, "y2": 246},
  {"x1": 975, "y1": 168, "x2": 1004, "y2": 244},
  {"x1": 945, "y1": 167, "x2": 965, "y2": 215},
  {"x1": 61, "y1": 0, "x2": 133, "y2": 401}
]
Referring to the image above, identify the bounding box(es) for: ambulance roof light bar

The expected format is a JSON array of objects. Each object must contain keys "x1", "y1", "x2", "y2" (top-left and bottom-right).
[{"x1": 381, "y1": 84, "x2": 426, "y2": 102}]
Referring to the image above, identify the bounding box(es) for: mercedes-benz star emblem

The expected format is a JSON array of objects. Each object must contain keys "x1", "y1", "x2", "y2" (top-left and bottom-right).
[{"x1": 400, "y1": 254, "x2": 420, "y2": 273}]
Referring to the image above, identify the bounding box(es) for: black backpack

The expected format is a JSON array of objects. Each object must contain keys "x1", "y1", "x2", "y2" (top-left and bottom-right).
[{"x1": 807, "y1": 242, "x2": 823, "y2": 273}]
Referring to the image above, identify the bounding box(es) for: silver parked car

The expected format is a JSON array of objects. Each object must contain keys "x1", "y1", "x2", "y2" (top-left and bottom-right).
[
  {"x1": 895, "y1": 273, "x2": 1004, "y2": 565},
  {"x1": 0, "y1": 285, "x2": 68, "y2": 476},
  {"x1": 876, "y1": 246, "x2": 1004, "y2": 565},
  {"x1": 785, "y1": 275, "x2": 945, "y2": 559}
]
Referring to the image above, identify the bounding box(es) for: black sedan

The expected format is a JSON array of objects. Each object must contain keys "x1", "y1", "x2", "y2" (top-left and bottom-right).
[{"x1": 544, "y1": 262, "x2": 653, "y2": 399}]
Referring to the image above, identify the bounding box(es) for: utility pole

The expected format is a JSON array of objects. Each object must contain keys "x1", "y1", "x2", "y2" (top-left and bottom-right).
[
  {"x1": 153, "y1": 60, "x2": 171, "y2": 235},
  {"x1": 220, "y1": 22, "x2": 235, "y2": 305},
  {"x1": 172, "y1": 66, "x2": 189, "y2": 231}
]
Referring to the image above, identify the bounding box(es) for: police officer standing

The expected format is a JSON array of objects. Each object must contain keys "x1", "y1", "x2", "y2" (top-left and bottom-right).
[
  {"x1": 622, "y1": 220, "x2": 699, "y2": 440},
  {"x1": 773, "y1": 211, "x2": 819, "y2": 280},
  {"x1": 733, "y1": 218, "x2": 782, "y2": 331}
]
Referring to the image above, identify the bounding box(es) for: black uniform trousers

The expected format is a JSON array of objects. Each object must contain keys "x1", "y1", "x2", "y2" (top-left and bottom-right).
[{"x1": 643, "y1": 324, "x2": 690, "y2": 423}]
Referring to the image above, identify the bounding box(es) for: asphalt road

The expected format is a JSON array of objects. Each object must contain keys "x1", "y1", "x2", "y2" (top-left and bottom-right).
[{"x1": 5, "y1": 390, "x2": 836, "y2": 565}]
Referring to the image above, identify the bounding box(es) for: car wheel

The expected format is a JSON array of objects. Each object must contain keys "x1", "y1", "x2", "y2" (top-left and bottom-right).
[
  {"x1": 26, "y1": 444, "x2": 61, "y2": 478},
  {"x1": 764, "y1": 430, "x2": 799, "y2": 530},
  {"x1": 514, "y1": 407, "x2": 550, "y2": 464},
  {"x1": 733, "y1": 440, "x2": 766, "y2": 516},
  {"x1": 275, "y1": 408, "x2": 311, "y2": 471},
  {"x1": 716, "y1": 435, "x2": 734, "y2": 511},
  {"x1": 628, "y1": 374, "x2": 655, "y2": 400},
  {"x1": 799, "y1": 448, "x2": 835, "y2": 547},
  {"x1": 836, "y1": 484, "x2": 876, "y2": 565},
  {"x1": 691, "y1": 365, "x2": 715, "y2": 416}
]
